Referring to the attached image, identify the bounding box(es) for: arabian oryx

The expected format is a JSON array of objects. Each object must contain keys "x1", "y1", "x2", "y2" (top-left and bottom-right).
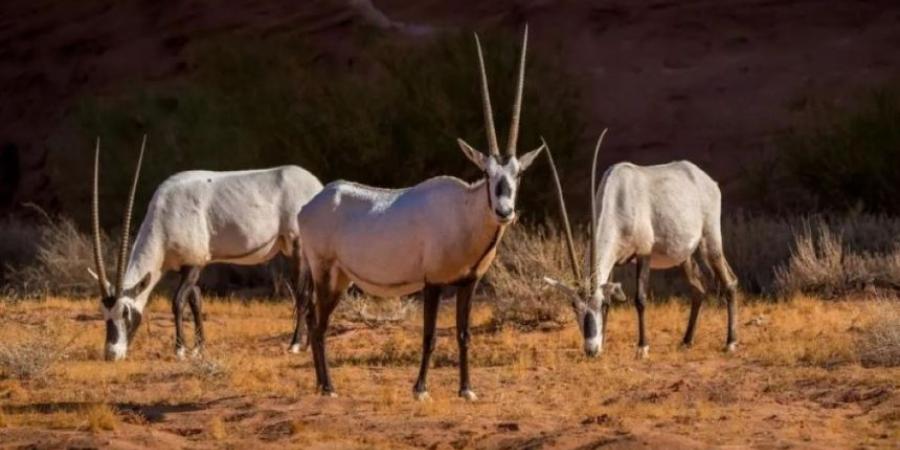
[
  {"x1": 543, "y1": 131, "x2": 739, "y2": 359},
  {"x1": 295, "y1": 27, "x2": 543, "y2": 400},
  {"x1": 90, "y1": 136, "x2": 323, "y2": 361}
]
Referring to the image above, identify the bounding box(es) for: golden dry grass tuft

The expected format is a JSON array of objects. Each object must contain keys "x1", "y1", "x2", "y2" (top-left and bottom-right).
[{"x1": 84, "y1": 403, "x2": 118, "y2": 433}]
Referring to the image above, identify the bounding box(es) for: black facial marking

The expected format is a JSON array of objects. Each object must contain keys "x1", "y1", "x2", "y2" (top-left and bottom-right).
[
  {"x1": 495, "y1": 177, "x2": 511, "y2": 198},
  {"x1": 102, "y1": 296, "x2": 116, "y2": 309},
  {"x1": 126, "y1": 308, "x2": 143, "y2": 341},
  {"x1": 583, "y1": 313, "x2": 598, "y2": 339},
  {"x1": 105, "y1": 319, "x2": 119, "y2": 344}
]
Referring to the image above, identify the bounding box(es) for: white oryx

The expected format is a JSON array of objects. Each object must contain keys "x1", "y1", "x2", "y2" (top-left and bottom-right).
[
  {"x1": 295, "y1": 27, "x2": 543, "y2": 400},
  {"x1": 90, "y1": 136, "x2": 323, "y2": 361},
  {"x1": 544, "y1": 131, "x2": 739, "y2": 359}
]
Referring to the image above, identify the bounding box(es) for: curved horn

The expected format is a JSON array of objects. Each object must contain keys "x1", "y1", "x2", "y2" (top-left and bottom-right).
[
  {"x1": 474, "y1": 32, "x2": 500, "y2": 156},
  {"x1": 91, "y1": 138, "x2": 111, "y2": 298},
  {"x1": 114, "y1": 134, "x2": 146, "y2": 297},
  {"x1": 542, "y1": 138, "x2": 581, "y2": 283},
  {"x1": 589, "y1": 129, "x2": 608, "y2": 295},
  {"x1": 506, "y1": 24, "x2": 528, "y2": 157}
]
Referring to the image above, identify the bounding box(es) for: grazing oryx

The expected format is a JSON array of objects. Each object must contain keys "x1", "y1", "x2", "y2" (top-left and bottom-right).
[
  {"x1": 543, "y1": 131, "x2": 739, "y2": 359},
  {"x1": 90, "y1": 136, "x2": 323, "y2": 361},
  {"x1": 295, "y1": 27, "x2": 543, "y2": 400}
]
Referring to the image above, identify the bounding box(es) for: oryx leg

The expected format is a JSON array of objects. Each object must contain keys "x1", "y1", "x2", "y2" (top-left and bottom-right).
[
  {"x1": 184, "y1": 267, "x2": 204, "y2": 357},
  {"x1": 289, "y1": 252, "x2": 311, "y2": 353},
  {"x1": 413, "y1": 284, "x2": 441, "y2": 401},
  {"x1": 635, "y1": 255, "x2": 651, "y2": 359},
  {"x1": 682, "y1": 256, "x2": 707, "y2": 347},
  {"x1": 172, "y1": 266, "x2": 198, "y2": 359},
  {"x1": 455, "y1": 277, "x2": 478, "y2": 401},
  {"x1": 709, "y1": 249, "x2": 739, "y2": 352},
  {"x1": 310, "y1": 269, "x2": 348, "y2": 396}
]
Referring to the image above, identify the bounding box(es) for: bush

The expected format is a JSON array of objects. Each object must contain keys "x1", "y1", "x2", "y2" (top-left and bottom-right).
[
  {"x1": 746, "y1": 84, "x2": 900, "y2": 214},
  {"x1": 775, "y1": 220, "x2": 900, "y2": 298},
  {"x1": 4, "y1": 216, "x2": 118, "y2": 298},
  {"x1": 857, "y1": 301, "x2": 900, "y2": 368},
  {"x1": 0, "y1": 323, "x2": 73, "y2": 380},
  {"x1": 48, "y1": 30, "x2": 585, "y2": 230}
]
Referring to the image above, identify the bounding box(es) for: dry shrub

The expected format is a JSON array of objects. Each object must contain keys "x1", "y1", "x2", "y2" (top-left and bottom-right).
[
  {"x1": 84, "y1": 403, "x2": 118, "y2": 432},
  {"x1": 0, "y1": 325, "x2": 73, "y2": 380},
  {"x1": 776, "y1": 221, "x2": 900, "y2": 298},
  {"x1": 5, "y1": 216, "x2": 119, "y2": 298},
  {"x1": 188, "y1": 356, "x2": 229, "y2": 379},
  {"x1": 488, "y1": 225, "x2": 577, "y2": 328},
  {"x1": 857, "y1": 301, "x2": 900, "y2": 367}
]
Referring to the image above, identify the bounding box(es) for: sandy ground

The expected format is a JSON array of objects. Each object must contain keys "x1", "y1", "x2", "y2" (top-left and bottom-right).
[{"x1": 0, "y1": 296, "x2": 897, "y2": 449}]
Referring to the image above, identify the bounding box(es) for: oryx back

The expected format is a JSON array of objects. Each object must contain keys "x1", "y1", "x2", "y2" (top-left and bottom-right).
[
  {"x1": 298, "y1": 176, "x2": 498, "y2": 298},
  {"x1": 140, "y1": 165, "x2": 322, "y2": 270},
  {"x1": 597, "y1": 160, "x2": 721, "y2": 269}
]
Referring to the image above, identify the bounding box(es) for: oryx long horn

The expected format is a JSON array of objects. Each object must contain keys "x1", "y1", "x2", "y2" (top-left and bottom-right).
[
  {"x1": 114, "y1": 134, "x2": 146, "y2": 297},
  {"x1": 543, "y1": 138, "x2": 581, "y2": 283},
  {"x1": 474, "y1": 32, "x2": 500, "y2": 157},
  {"x1": 92, "y1": 138, "x2": 111, "y2": 298},
  {"x1": 589, "y1": 129, "x2": 608, "y2": 294},
  {"x1": 506, "y1": 24, "x2": 528, "y2": 157}
]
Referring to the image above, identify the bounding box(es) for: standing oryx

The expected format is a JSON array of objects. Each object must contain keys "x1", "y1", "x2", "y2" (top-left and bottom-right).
[
  {"x1": 543, "y1": 131, "x2": 739, "y2": 359},
  {"x1": 90, "y1": 136, "x2": 323, "y2": 361},
  {"x1": 295, "y1": 27, "x2": 543, "y2": 400}
]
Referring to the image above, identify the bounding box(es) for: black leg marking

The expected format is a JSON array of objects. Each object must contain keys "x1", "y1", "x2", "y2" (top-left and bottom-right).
[
  {"x1": 635, "y1": 256, "x2": 651, "y2": 351},
  {"x1": 414, "y1": 284, "x2": 441, "y2": 398},
  {"x1": 456, "y1": 277, "x2": 478, "y2": 399},
  {"x1": 184, "y1": 267, "x2": 204, "y2": 353},
  {"x1": 289, "y1": 254, "x2": 311, "y2": 351},
  {"x1": 172, "y1": 266, "x2": 194, "y2": 356},
  {"x1": 311, "y1": 274, "x2": 341, "y2": 395},
  {"x1": 682, "y1": 257, "x2": 706, "y2": 347}
]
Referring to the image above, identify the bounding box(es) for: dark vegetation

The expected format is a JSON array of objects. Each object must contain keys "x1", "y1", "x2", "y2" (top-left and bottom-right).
[
  {"x1": 47, "y1": 30, "x2": 584, "y2": 230},
  {"x1": 745, "y1": 84, "x2": 900, "y2": 215}
]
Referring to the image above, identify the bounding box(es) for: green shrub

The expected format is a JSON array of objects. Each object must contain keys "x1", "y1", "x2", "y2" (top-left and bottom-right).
[
  {"x1": 747, "y1": 84, "x2": 900, "y2": 214},
  {"x1": 49, "y1": 30, "x2": 585, "y2": 229}
]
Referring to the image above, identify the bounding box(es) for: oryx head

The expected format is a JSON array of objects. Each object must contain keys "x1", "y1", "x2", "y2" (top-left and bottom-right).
[
  {"x1": 89, "y1": 136, "x2": 150, "y2": 361},
  {"x1": 457, "y1": 26, "x2": 545, "y2": 225},
  {"x1": 543, "y1": 130, "x2": 625, "y2": 357}
]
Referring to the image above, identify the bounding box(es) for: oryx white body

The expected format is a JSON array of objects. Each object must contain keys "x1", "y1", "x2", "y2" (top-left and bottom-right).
[
  {"x1": 298, "y1": 176, "x2": 505, "y2": 299},
  {"x1": 295, "y1": 27, "x2": 544, "y2": 401},
  {"x1": 591, "y1": 161, "x2": 723, "y2": 280},
  {"x1": 94, "y1": 162, "x2": 323, "y2": 361},
  {"x1": 130, "y1": 166, "x2": 321, "y2": 275}
]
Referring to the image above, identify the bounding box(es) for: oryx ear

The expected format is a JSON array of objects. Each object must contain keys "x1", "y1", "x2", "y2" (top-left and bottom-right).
[
  {"x1": 457, "y1": 138, "x2": 489, "y2": 171},
  {"x1": 601, "y1": 282, "x2": 627, "y2": 302},
  {"x1": 126, "y1": 272, "x2": 153, "y2": 297},
  {"x1": 543, "y1": 276, "x2": 579, "y2": 302},
  {"x1": 518, "y1": 142, "x2": 546, "y2": 172},
  {"x1": 87, "y1": 267, "x2": 112, "y2": 292}
]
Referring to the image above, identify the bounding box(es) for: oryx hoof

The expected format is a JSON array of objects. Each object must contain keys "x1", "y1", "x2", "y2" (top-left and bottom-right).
[
  {"x1": 725, "y1": 342, "x2": 738, "y2": 353},
  {"x1": 679, "y1": 340, "x2": 694, "y2": 350},
  {"x1": 289, "y1": 343, "x2": 303, "y2": 354},
  {"x1": 459, "y1": 389, "x2": 478, "y2": 402},
  {"x1": 635, "y1": 345, "x2": 650, "y2": 360},
  {"x1": 413, "y1": 391, "x2": 432, "y2": 402},
  {"x1": 318, "y1": 387, "x2": 338, "y2": 398},
  {"x1": 175, "y1": 347, "x2": 187, "y2": 360},
  {"x1": 190, "y1": 346, "x2": 204, "y2": 358}
]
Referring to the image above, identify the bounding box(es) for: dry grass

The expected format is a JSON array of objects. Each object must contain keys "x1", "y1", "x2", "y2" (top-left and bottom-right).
[
  {"x1": 776, "y1": 222, "x2": 900, "y2": 298},
  {"x1": 0, "y1": 320, "x2": 75, "y2": 380},
  {"x1": 85, "y1": 403, "x2": 119, "y2": 432},
  {"x1": 857, "y1": 300, "x2": 900, "y2": 367},
  {"x1": 0, "y1": 295, "x2": 896, "y2": 448}
]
